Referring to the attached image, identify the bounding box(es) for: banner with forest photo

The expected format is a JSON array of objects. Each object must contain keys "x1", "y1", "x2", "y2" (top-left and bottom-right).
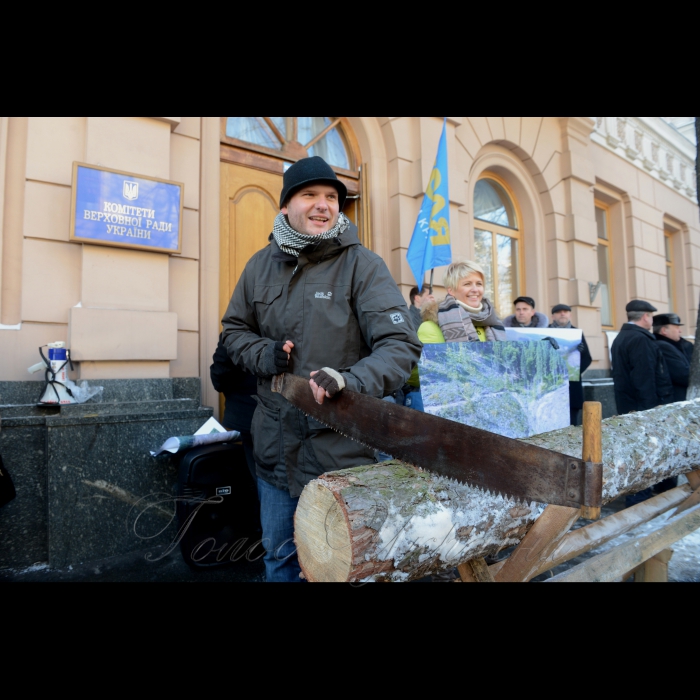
[
  {"x1": 419, "y1": 341, "x2": 570, "y2": 439},
  {"x1": 504, "y1": 327, "x2": 583, "y2": 381}
]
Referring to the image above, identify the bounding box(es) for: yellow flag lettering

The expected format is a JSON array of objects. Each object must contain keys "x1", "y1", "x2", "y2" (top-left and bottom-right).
[{"x1": 426, "y1": 168, "x2": 451, "y2": 247}]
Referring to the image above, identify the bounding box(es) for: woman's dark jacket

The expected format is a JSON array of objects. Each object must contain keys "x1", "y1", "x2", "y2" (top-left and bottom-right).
[
  {"x1": 611, "y1": 324, "x2": 674, "y2": 415},
  {"x1": 210, "y1": 333, "x2": 258, "y2": 432},
  {"x1": 654, "y1": 334, "x2": 690, "y2": 403},
  {"x1": 221, "y1": 224, "x2": 422, "y2": 498}
]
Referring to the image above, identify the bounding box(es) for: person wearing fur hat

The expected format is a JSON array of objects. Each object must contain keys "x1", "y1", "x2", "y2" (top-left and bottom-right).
[
  {"x1": 417, "y1": 261, "x2": 507, "y2": 344},
  {"x1": 222, "y1": 156, "x2": 422, "y2": 582}
]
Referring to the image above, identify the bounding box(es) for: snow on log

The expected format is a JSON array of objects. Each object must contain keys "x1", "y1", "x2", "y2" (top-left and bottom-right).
[{"x1": 294, "y1": 400, "x2": 700, "y2": 583}]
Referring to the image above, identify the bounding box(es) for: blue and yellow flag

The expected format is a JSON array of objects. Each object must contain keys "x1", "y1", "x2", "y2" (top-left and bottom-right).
[{"x1": 406, "y1": 119, "x2": 452, "y2": 290}]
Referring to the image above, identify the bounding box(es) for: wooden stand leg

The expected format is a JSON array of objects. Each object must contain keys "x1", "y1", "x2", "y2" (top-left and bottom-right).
[
  {"x1": 674, "y1": 470, "x2": 700, "y2": 517},
  {"x1": 458, "y1": 558, "x2": 495, "y2": 583},
  {"x1": 581, "y1": 402, "x2": 602, "y2": 521},
  {"x1": 488, "y1": 403, "x2": 603, "y2": 583},
  {"x1": 458, "y1": 563, "x2": 477, "y2": 583},
  {"x1": 495, "y1": 505, "x2": 581, "y2": 582},
  {"x1": 672, "y1": 469, "x2": 700, "y2": 515},
  {"x1": 643, "y1": 549, "x2": 674, "y2": 582}
]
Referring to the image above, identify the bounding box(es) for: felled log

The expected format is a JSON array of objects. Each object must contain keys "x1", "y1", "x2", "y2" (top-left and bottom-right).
[{"x1": 294, "y1": 400, "x2": 700, "y2": 583}]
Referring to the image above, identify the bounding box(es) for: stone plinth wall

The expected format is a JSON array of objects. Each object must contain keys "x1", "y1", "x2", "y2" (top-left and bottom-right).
[{"x1": 0, "y1": 378, "x2": 213, "y2": 570}]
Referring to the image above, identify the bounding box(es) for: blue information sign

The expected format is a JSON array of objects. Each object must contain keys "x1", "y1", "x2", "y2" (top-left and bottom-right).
[{"x1": 70, "y1": 163, "x2": 184, "y2": 254}]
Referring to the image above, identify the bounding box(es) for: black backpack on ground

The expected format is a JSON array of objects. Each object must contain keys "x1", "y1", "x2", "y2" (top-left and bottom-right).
[
  {"x1": 174, "y1": 442, "x2": 263, "y2": 570},
  {"x1": 0, "y1": 453, "x2": 16, "y2": 508}
]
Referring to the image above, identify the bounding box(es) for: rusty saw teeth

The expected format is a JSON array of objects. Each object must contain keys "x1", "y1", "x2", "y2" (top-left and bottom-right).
[{"x1": 271, "y1": 373, "x2": 603, "y2": 509}]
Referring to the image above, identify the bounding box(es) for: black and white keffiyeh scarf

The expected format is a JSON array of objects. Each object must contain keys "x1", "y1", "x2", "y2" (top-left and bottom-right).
[{"x1": 272, "y1": 212, "x2": 351, "y2": 257}]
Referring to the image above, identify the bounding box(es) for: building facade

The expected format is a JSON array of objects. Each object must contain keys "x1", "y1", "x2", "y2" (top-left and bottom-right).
[{"x1": 1, "y1": 116, "x2": 698, "y2": 416}]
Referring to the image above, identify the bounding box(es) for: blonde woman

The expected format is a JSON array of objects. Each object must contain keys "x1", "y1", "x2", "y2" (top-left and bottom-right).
[
  {"x1": 394, "y1": 261, "x2": 506, "y2": 427},
  {"x1": 418, "y1": 261, "x2": 507, "y2": 344}
]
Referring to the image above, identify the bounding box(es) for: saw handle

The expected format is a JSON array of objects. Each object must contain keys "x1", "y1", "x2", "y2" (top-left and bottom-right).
[{"x1": 271, "y1": 374, "x2": 286, "y2": 394}]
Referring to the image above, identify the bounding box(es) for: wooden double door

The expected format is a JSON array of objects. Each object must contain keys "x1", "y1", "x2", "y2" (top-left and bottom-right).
[
  {"x1": 220, "y1": 163, "x2": 281, "y2": 321},
  {"x1": 219, "y1": 162, "x2": 364, "y2": 321}
]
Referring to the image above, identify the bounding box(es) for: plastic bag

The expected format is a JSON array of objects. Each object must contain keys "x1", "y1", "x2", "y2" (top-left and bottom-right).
[{"x1": 66, "y1": 380, "x2": 104, "y2": 404}]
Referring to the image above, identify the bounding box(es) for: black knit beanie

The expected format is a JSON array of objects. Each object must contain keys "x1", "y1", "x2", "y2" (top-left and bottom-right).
[{"x1": 279, "y1": 156, "x2": 347, "y2": 210}]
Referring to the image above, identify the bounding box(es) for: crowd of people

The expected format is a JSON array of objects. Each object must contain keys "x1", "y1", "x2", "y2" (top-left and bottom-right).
[
  {"x1": 212, "y1": 155, "x2": 695, "y2": 582},
  {"x1": 611, "y1": 301, "x2": 693, "y2": 505}
]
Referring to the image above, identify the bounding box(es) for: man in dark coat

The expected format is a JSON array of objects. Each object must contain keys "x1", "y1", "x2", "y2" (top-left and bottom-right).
[
  {"x1": 210, "y1": 333, "x2": 258, "y2": 480},
  {"x1": 549, "y1": 304, "x2": 592, "y2": 426},
  {"x1": 612, "y1": 301, "x2": 674, "y2": 415},
  {"x1": 653, "y1": 314, "x2": 691, "y2": 403},
  {"x1": 612, "y1": 300, "x2": 674, "y2": 506},
  {"x1": 222, "y1": 157, "x2": 422, "y2": 582},
  {"x1": 651, "y1": 313, "x2": 693, "y2": 497}
]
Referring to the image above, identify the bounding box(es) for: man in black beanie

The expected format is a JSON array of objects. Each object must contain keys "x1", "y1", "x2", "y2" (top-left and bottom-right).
[{"x1": 222, "y1": 156, "x2": 422, "y2": 582}]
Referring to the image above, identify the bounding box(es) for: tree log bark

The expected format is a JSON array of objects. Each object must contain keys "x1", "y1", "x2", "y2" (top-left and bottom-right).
[{"x1": 295, "y1": 400, "x2": 700, "y2": 583}]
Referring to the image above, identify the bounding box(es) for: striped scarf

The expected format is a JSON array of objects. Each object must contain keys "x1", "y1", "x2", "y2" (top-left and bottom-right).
[
  {"x1": 437, "y1": 295, "x2": 507, "y2": 343},
  {"x1": 272, "y1": 212, "x2": 350, "y2": 257}
]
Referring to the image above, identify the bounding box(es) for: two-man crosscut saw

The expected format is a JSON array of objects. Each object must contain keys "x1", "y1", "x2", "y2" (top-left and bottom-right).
[{"x1": 272, "y1": 373, "x2": 603, "y2": 509}]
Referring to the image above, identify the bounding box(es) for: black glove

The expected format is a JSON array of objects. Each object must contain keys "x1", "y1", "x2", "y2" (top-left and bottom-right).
[
  {"x1": 542, "y1": 337, "x2": 560, "y2": 351},
  {"x1": 311, "y1": 368, "x2": 346, "y2": 399},
  {"x1": 577, "y1": 342, "x2": 586, "y2": 353},
  {"x1": 260, "y1": 342, "x2": 290, "y2": 377}
]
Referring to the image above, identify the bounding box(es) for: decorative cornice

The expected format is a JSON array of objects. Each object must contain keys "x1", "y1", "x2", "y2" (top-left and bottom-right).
[
  {"x1": 591, "y1": 117, "x2": 697, "y2": 203},
  {"x1": 148, "y1": 117, "x2": 181, "y2": 131}
]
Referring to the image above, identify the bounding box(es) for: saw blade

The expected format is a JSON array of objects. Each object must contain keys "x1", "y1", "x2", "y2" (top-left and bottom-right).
[{"x1": 272, "y1": 373, "x2": 602, "y2": 509}]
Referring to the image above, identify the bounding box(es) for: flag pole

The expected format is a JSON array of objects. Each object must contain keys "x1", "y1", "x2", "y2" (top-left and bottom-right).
[{"x1": 429, "y1": 269, "x2": 434, "y2": 295}]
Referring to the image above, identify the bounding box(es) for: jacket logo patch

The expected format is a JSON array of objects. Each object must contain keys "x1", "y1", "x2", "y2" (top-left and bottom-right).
[
  {"x1": 315, "y1": 292, "x2": 333, "y2": 300},
  {"x1": 390, "y1": 313, "x2": 405, "y2": 325}
]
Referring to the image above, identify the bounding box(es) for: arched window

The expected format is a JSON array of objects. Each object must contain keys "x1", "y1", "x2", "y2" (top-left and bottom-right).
[
  {"x1": 473, "y1": 176, "x2": 522, "y2": 318},
  {"x1": 223, "y1": 117, "x2": 353, "y2": 171}
]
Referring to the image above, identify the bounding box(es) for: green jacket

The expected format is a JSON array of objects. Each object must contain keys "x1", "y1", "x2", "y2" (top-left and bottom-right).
[
  {"x1": 407, "y1": 321, "x2": 445, "y2": 388},
  {"x1": 418, "y1": 321, "x2": 445, "y2": 344},
  {"x1": 222, "y1": 224, "x2": 422, "y2": 497}
]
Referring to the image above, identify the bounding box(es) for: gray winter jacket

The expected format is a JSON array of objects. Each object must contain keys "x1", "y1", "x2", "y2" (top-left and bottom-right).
[
  {"x1": 222, "y1": 224, "x2": 422, "y2": 497},
  {"x1": 503, "y1": 311, "x2": 549, "y2": 329}
]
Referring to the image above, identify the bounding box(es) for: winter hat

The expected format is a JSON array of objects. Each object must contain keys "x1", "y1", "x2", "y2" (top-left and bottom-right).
[
  {"x1": 626, "y1": 300, "x2": 657, "y2": 313},
  {"x1": 279, "y1": 156, "x2": 347, "y2": 210},
  {"x1": 653, "y1": 313, "x2": 684, "y2": 326}
]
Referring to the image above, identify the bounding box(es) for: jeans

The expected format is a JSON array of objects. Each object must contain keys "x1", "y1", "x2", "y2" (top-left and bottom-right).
[
  {"x1": 377, "y1": 388, "x2": 424, "y2": 462},
  {"x1": 257, "y1": 478, "x2": 302, "y2": 583}
]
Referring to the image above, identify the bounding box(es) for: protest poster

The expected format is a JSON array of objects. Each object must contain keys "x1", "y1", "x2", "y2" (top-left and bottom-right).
[
  {"x1": 504, "y1": 327, "x2": 583, "y2": 381},
  {"x1": 419, "y1": 341, "x2": 570, "y2": 439}
]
